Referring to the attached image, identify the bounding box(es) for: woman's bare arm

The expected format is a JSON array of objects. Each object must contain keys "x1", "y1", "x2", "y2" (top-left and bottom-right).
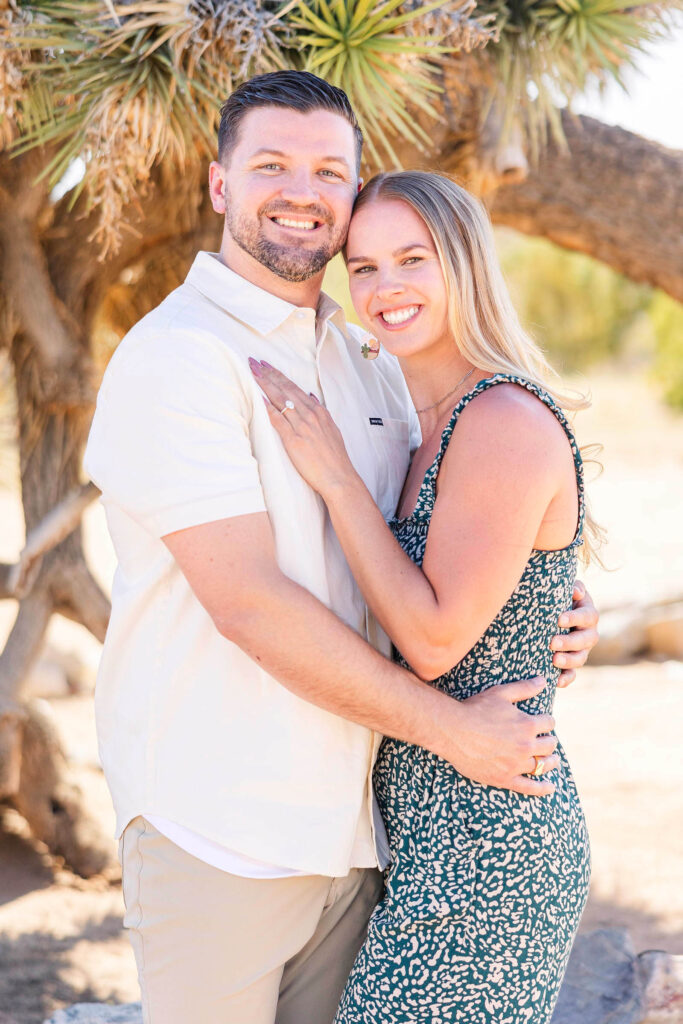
[{"x1": 252, "y1": 363, "x2": 578, "y2": 681}]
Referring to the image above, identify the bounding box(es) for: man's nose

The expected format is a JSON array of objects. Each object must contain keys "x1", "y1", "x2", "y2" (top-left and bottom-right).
[{"x1": 278, "y1": 170, "x2": 320, "y2": 203}]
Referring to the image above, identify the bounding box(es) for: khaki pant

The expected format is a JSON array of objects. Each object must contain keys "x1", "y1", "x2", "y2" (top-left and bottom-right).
[{"x1": 119, "y1": 816, "x2": 383, "y2": 1024}]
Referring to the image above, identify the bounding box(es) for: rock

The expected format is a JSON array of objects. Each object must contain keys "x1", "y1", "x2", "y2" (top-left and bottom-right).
[
  {"x1": 552, "y1": 928, "x2": 643, "y2": 1024},
  {"x1": 43, "y1": 1005, "x2": 142, "y2": 1024},
  {"x1": 589, "y1": 608, "x2": 648, "y2": 665},
  {"x1": 644, "y1": 605, "x2": 683, "y2": 661},
  {"x1": 22, "y1": 643, "x2": 95, "y2": 700},
  {"x1": 637, "y1": 950, "x2": 683, "y2": 1023},
  {"x1": 22, "y1": 658, "x2": 71, "y2": 700}
]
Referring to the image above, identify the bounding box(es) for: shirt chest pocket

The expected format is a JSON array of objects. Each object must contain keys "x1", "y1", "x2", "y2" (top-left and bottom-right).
[{"x1": 363, "y1": 417, "x2": 411, "y2": 521}]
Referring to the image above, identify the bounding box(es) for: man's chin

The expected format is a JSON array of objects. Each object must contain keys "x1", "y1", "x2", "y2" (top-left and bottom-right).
[{"x1": 258, "y1": 247, "x2": 334, "y2": 283}]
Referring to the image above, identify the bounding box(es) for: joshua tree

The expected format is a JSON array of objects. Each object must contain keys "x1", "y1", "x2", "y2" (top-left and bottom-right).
[{"x1": 0, "y1": 0, "x2": 681, "y2": 874}]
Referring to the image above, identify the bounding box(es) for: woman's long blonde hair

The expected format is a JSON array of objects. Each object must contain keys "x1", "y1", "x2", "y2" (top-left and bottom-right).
[{"x1": 352, "y1": 170, "x2": 604, "y2": 562}]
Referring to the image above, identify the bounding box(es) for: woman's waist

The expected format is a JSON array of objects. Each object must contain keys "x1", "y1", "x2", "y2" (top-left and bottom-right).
[
  {"x1": 374, "y1": 738, "x2": 579, "y2": 830},
  {"x1": 394, "y1": 649, "x2": 559, "y2": 710}
]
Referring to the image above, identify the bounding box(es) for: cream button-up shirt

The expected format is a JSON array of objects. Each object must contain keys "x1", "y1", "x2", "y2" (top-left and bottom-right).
[{"x1": 85, "y1": 252, "x2": 418, "y2": 878}]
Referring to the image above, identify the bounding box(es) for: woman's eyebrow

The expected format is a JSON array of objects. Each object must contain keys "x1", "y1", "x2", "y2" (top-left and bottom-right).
[
  {"x1": 347, "y1": 243, "x2": 430, "y2": 265},
  {"x1": 394, "y1": 243, "x2": 431, "y2": 256}
]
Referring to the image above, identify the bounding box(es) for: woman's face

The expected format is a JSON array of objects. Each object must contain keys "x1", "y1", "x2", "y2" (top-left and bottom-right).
[{"x1": 346, "y1": 197, "x2": 450, "y2": 359}]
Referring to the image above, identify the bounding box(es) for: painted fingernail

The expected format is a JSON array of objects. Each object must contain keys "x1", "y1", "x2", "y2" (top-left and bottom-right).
[
  {"x1": 248, "y1": 357, "x2": 262, "y2": 377},
  {"x1": 260, "y1": 360, "x2": 274, "y2": 369},
  {"x1": 309, "y1": 392, "x2": 320, "y2": 403}
]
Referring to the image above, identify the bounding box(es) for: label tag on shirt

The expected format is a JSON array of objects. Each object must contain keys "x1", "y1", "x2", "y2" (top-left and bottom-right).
[{"x1": 369, "y1": 417, "x2": 384, "y2": 427}]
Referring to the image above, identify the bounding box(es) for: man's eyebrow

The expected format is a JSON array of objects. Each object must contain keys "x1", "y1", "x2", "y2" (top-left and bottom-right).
[
  {"x1": 250, "y1": 149, "x2": 288, "y2": 160},
  {"x1": 347, "y1": 243, "x2": 430, "y2": 264},
  {"x1": 249, "y1": 149, "x2": 352, "y2": 171},
  {"x1": 321, "y1": 155, "x2": 352, "y2": 170}
]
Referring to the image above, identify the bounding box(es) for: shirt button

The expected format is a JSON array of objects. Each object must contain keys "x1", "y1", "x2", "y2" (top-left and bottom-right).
[{"x1": 296, "y1": 310, "x2": 306, "y2": 319}]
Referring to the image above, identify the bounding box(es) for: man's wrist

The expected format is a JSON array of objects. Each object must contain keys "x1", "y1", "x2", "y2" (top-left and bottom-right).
[{"x1": 414, "y1": 683, "x2": 465, "y2": 766}]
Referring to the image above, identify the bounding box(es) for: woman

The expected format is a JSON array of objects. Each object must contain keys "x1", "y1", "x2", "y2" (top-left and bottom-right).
[{"x1": 251, "y1": 171, "x2": 592, "y2": 1024}]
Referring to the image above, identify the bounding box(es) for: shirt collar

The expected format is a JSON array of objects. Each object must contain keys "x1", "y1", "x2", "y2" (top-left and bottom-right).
[{"x1": 186, "y1": 251, "x2": 344, "y2": 339}]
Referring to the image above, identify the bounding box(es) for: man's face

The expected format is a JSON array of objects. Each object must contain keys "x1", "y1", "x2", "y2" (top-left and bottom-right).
[{"x1": 216, "y1": 106, "x2": 359, "y2": 283}]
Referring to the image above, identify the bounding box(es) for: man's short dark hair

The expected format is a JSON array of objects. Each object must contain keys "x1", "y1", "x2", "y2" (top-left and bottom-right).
[{"x1": 218, "y1": 70, "x2": 363, "y2": 173}]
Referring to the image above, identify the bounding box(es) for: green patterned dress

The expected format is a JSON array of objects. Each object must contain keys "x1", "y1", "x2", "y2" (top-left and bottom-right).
[{"x1": 335, "y1": 375, "x2": 591, "y2": 1024}]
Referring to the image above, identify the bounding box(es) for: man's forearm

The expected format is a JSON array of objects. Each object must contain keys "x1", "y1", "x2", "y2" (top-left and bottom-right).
[
  {"x1": 165, "y1": 513, "x2": 557, "y2": 794},
  {"x1": 219, "y1": 570, "x2": 455, "y2": 759}
]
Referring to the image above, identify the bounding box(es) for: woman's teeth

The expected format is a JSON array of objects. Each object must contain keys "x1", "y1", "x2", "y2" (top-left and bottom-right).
[
  {"x1": 381, "y1": 306, "x2": 420, "y2": 325},
  {"x1": 273, "y1": 217, "x2": 317, "y2": 230}
]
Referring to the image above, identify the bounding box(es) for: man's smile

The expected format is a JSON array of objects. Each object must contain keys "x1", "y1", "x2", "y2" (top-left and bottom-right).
[{"x1": 270, "y1": 216, "x2": 322, "y2": 232}]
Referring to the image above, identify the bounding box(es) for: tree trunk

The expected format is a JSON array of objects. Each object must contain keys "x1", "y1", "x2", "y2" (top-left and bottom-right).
[
  {"x1": 486, "y1": 113, "x2": 683, "y2": 301},
  {"x1": 0, "y1": 152, "x2": 115, "y2": 875}
]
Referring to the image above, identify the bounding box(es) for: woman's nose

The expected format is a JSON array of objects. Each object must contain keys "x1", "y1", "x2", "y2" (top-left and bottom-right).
[{"x1": 374, "y1": 270, "x2": 404, "y2": 299}]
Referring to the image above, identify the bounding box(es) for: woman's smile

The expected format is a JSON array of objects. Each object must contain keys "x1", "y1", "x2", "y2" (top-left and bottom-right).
[{"x1": 376, "y1": 304, "x2": 423, "y2": 329}]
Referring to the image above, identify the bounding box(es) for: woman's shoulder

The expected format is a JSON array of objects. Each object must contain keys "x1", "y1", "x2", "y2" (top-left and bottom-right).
[{"x1": 448, "y1": 377, "x2": 573, "y2": 472}]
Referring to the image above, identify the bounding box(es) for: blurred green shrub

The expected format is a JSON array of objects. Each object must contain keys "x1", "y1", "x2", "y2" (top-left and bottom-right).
[
  {"x1": 496, "y1": 230, "x2": 652, "y2": 372},
  {"x1": 648, "y1": 291, "x2": 683, "y2": 411}
]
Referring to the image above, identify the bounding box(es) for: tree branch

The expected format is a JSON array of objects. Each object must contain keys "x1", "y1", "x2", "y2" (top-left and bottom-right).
[
  {"x1": 0, "y1": 483, "x2": 100, "y2": 602},
  {"x1": 0, "y1": 182, "x2": 85, "y2": 373},
  {"x1": 0, "y1": 588, "x2": 53, "y2": 705},
  {"x1": 55, "y1": 560, "x2": 111, "y2": 644},
  {"x1": 487, "y1": 112, "x2": 683, "y2": 300}
]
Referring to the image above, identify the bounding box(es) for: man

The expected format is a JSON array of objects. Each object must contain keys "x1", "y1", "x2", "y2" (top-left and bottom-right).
[{"x1": 85, "y1": 71, "x2": 598, "y2": 1024}]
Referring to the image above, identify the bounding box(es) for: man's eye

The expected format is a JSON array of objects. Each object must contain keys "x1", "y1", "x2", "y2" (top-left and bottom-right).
[
  {"x1": 319, "y1": 169, "x2": 341, "y2": 178},
  {"x1": 259, "y1": 163, "x2": 282, "y2": 171}
]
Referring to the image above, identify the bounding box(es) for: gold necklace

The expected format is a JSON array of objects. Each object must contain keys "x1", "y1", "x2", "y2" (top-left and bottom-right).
[{"x1": 414, "y1": 368, "x2": 475, "y2": 414}]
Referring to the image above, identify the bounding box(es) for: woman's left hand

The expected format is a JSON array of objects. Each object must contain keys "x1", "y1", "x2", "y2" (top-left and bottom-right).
[
  {"x1": 249, "y1": 358, "x2": 355, "y2": 496},
  {"x1": 551, "y1": 580, "x2": 600, "y2": 687}
]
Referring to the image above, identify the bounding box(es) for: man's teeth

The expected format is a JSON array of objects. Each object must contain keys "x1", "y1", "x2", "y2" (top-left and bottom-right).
[
  {"x1": 381, "y1": 306, "x2": 420, "y2": 325},
  {"x1": 273, "y1": 217, "x2": 317, "y2": 230}
]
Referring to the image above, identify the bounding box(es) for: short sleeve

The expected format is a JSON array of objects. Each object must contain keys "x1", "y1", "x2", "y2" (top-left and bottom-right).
[{"x1": 84, "y1": 326, "x2": 266, "y2": 537}]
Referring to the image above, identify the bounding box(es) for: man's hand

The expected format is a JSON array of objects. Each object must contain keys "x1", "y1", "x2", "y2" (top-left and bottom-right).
[
  {"x1": 442, "y1": 677, "x2": 559, "y2": 796},
  {"x1": 551, "y1": 580, "x2": 599, "y2": 687}
]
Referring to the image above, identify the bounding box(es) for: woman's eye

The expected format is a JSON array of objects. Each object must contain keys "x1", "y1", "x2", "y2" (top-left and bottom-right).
[
  {"x1": 403, "y1": 256, "x2": 422, "y2": 265},
  {"x1": 353, "y1": 265, "x2": 375, "y2": 275},
  {"x1": 259, "y1": 163, "x2": 282, "y2": 171}
]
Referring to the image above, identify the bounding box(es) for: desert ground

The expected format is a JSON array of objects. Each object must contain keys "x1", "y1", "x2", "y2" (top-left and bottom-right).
[{"x1": 0, "y1": 370, "x2": 682, "y2": 1023}]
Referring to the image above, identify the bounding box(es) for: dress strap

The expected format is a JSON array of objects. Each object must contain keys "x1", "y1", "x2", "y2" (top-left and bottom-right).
[{"x1": 416, "y1": 374, "x2": 586, "y2": 547}]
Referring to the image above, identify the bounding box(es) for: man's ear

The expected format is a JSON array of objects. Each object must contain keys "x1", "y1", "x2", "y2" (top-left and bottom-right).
[{"x1": 209, "y1": 161, "x2": 227, "y2": 214}]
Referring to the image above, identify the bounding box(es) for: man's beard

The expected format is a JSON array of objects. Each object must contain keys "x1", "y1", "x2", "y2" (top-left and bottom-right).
[{"x1": 224, "y1": 197, "x2": 346, "y2": 283}]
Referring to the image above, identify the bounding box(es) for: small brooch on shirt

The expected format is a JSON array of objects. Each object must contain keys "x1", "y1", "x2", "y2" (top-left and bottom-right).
[{"x1": 360, "y1": 337, "x2": 380, "y2": 360}]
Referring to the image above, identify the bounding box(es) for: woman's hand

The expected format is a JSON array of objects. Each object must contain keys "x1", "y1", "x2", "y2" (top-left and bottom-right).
[
  {"x1": 551, "y1": 581, "x2": 600, "y2": 687},
  {"x1": 249, "y1": 358, "x2": 357, "y2": 496}
]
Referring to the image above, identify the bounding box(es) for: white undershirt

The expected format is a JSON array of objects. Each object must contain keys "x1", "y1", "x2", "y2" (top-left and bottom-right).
[
  {"x1": 147, "y1": 799, "x2": 391, "y2": 879},
  {"x1": 146, "y1": 816, "x2": 305, "y2": 877}
]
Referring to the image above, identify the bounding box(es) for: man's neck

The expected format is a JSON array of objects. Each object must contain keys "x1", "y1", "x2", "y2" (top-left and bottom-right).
[{"x1": 219, "y1": 235, "x2": 324, "y2": 310}]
